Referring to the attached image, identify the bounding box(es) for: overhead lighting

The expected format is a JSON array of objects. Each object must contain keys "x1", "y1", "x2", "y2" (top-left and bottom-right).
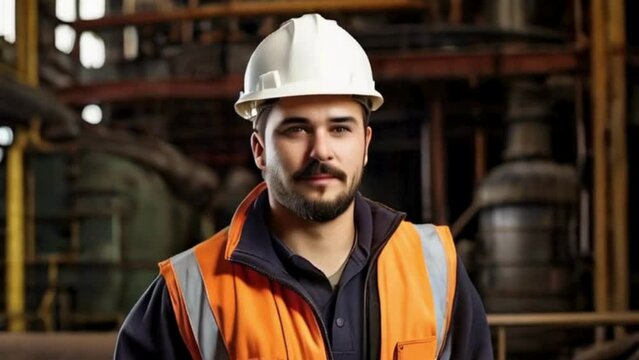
[
  {"x1": 55, "y1": 0, "x2": 76, "y2": 22},
  {"x1": 123, "y1": 26, "x2": 139, "y2": 60},
  {"x1": 0, "y1": 0, "x2": 16, "y2": 43},
  {"x1": 80, "y1": 32, "x2": 106, "y2": 69},
  {"x1": 55, "y1": 25, "x2": 76, "y2": 54},
  {"x1": 79, "y1": 0, "x2": 105, "y2": 20},
  {"x1": 0, "y1": 126, "x2": 14, "y2": 146},
  {"x1": 82, "y1": 104, "x2": 102, "y2": 125}
]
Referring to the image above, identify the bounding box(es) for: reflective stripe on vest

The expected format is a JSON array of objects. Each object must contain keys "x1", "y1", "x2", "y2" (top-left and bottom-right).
[
  {"x1": 414, "y1": 224, "x2": 456, "y2": 358},
  {"x1": 376, "y1": 222, "x2": 457, "y2": 359},
  {"x1": 170, "y1": 250, "x2": 227, "y2": 360},
  {"x1": 162, "y1": 222, "x2": 456, "y2": 359}
]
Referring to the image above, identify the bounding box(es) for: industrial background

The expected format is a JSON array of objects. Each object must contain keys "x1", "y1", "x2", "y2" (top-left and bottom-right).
[{"x1": 0, "y1": 0, "x2": 637, "y2": 359}]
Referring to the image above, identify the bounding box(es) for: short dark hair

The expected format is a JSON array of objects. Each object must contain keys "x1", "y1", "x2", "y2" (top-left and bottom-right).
[{"x1": 252, "y1": 100, "x2": 277, "y2": 135}]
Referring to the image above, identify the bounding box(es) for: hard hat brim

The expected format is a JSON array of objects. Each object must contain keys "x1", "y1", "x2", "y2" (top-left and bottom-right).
[{"x1": 235, "y1": 82, "x2": 383, "y2": 120}]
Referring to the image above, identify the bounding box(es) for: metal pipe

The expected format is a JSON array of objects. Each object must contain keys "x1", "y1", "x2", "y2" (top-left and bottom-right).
[
  {"x1": 5, "y1": 130, "x2": 28, "y2": 332},
  {"x1": 450, "y1": 201, "x2": 478, "y2": 237},
  {"x1": 6, "y1": 0, "x2": 39, "y2": 332},
  {"x1": 488, "y1": 312, "x2": 639, "y2": 327},
  {"x1": 474, "y1": 127, "x2": 486, "y2": 184},
  {"x1": 0, "y1": 77, "x2": 80, "y2": 141},
  {"x1": 489, "y1": 312, "x2": 639, "y2": 357},
  {"x1": 15, "y1": 0, "x2": 38, "y2": 86},
  {"x1": 430, "y1": 99, "x2": 448, "y2": 224},
  {"x1": 449, "y1": 0, "x2": 462, "y2": 24},
  {"x1": 420, "y1": 119, "x2": 432, "y2": 222},
  {"x1": 573, "y1": 0, "x2": 586, "y2": 47},
  {"x1": 607, "y1": 0, "x2": 628, "y2": 339},
  {"x1": 73, "y1": 0, "x2": 427, "y2": 31},
  {"x1": 497, "y1": 327, "x2": 507, "y2": 360},
  {"x1": 590, "y1": 0, "x2": 610, "y2": 342},
  {"x1": 575, "y1": 77, "x2": 590, "y2": 257}
]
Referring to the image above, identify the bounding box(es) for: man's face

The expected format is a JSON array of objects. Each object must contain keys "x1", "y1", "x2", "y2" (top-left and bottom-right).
[{"x1": 251, "y1": 95, "x2": 372, "y2": 222}]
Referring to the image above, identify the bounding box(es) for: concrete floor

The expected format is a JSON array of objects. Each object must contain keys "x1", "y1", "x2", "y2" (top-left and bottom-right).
[{"x1": 0, "y1": 332, "x2": 117, "y2": 359}]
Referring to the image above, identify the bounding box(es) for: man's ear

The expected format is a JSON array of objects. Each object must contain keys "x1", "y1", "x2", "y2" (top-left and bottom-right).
[
  {"x1": 251, "y1": 131, "x2": 266, "y2": 170},
  {"x1": 364, "y1": 126, "x2": 372, "y2": 166}
]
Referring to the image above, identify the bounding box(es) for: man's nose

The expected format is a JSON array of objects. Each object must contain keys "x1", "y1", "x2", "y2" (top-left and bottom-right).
[{"x1": 308, "y1": 131, "x2": 334, "y2": 162}]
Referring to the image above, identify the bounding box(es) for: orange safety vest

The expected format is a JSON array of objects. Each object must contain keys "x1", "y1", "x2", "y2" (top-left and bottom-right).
[{"x1": 159, "y1": 183, "x2": 457, "y2": 360}]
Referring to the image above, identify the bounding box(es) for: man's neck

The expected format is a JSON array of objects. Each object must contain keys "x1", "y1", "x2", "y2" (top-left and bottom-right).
[{"x1": 267, "y1": 198, "x2": 356, "y2": 278}]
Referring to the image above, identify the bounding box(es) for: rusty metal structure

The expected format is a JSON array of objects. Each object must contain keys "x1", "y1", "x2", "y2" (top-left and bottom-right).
[
  {"x1": 0, "y1": 0, "x2": 637, "y2": 358},
  {"x1": 0, "y1": 0, "x2": 220, "y2": 331},
  {"x1": 477, "y1": 81, "x2": 579, "y2": 314},
  {"x1": 475, "y1": 81, "x2": 579, "y2": 356}
]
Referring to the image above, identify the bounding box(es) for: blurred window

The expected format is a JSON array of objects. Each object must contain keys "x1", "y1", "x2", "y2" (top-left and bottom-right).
[
  {"x1": 0, "y1": 0, "x2": 15, "y2": 43},
  {"x1": 80, "y1": 32, "x2": 106, "y2": 69},
  {"x1": 79, "y1": 0, "x2": 105, "y2": 20},
  {"x1": 55, "y1": 24, "x2": 75, "y2": 54}
]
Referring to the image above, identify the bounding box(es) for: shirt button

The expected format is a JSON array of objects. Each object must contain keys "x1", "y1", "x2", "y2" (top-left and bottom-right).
[{"x1": 336, "y1": 318, "x2": 345, "y2": 328}]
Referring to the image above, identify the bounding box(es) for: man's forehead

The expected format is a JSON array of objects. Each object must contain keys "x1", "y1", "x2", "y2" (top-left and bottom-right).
[{"x1": 270, "y1": 95, "x2": 364, "y2": 119}]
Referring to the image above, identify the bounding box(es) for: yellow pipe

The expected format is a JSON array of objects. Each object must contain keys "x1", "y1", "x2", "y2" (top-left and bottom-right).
[
  {"x1": 16, "y1": 0, "x2": 39, "y2": 86},
  {"x1": 6, "y1": 130, "x2": 28, "y2": 331},
  {"x1": 7, "y1": 0, "x2": 39, "y2": 332}
]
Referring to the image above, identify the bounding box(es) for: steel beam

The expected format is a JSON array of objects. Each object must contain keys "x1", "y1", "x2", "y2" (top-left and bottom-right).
[
  {"x1": 56, "y1": 49, "x2": 583, "y2": 105},
  {"x1": 0, "y1": 332, "x2": 117, "y2": 358},
  {"x1": 488, "y1": 312, "x2": 639, "y2": 327},
  {"x1": 57, "y1": 75, "x2": 243, "y2": 105},
  {"x1": 607, "y1": 0, "x2": 628, "y2": 339},
  {"x1": 430, "y1": 99, "x2": 448, "y2": 225},
  {"x1": 372, "y1": 48, "x2": 583, "y2": 80},
  {"x1": 72, "y1": 0, "x2": 427, "y2": 31},
  {"x1": 590, "y1": 1, "x2": 610, "y2": 337},
  {"x1": 7, "y1": 0, "x2": 39, "y2": 332}
]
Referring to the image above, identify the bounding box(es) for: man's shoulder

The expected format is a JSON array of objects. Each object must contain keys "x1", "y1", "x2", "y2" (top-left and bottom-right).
[
  {"x1": 396, "y1": 222, "x2": 453, "y2": 242},
  {"x1": 161, "y1": 227, "x2": 231, "y2": 265}
]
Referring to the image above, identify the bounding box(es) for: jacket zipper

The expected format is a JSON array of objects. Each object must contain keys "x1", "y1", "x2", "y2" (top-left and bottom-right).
[
  {"x1": 230, "y1": 257, "x2": 335, "y2": 360},
  {"x1": 361, "y1": 214, "x2": 405, "y2": 360}
]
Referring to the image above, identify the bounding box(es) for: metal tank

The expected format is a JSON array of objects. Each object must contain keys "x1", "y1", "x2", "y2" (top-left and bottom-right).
[
  {"x1": 477, "y1": 81, "x2": 579, "y2": 312},
  {"x1": 10, "y1": 140, "x2": 217, "y2": 330},
  {"x1": 23, "y1": 151, "x2": 205, "y2": 329},
  {"x1": 71, "y1": 151, "x2": 199, "y2": 319},
  {"x1": 476, "y1": 81, "x2": 579, "y2": 353}
]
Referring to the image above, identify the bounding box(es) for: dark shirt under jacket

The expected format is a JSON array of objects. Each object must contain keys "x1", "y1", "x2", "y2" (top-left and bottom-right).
[{"x1": 269, "y1": 192, "x2": 374, "y2": 360}]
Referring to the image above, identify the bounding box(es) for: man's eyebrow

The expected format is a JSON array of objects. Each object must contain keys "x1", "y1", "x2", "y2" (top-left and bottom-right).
[
  {"x1": 330, "y1": 116, "x2": 357, "y2": 123},
  {"x1": 277, "y1": 116, "x2": 358, "y2": 127},
  {"x1": 278, "y1": 117, "x2": 310, "y2": 126}
]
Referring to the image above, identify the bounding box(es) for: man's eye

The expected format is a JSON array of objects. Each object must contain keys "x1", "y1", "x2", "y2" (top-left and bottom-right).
[
  {"x1": 333, "y1": 126, "x2": 351, "y2": 133},
  {"x1": 282, "y1": 126, "x2": 306, "y2": 134}
]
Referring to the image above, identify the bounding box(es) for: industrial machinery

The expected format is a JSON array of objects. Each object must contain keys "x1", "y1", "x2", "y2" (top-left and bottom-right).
[{"x1": 476, "y1": 81, "x2": 580, "y2": 355}]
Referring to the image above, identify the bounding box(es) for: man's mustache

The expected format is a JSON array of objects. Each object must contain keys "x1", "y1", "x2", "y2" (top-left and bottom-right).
[{"x1": 292, "y1": 160, "x2": 347, "y2": 182}]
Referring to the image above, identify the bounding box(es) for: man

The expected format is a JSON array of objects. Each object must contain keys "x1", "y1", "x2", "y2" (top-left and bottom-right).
[{"x1": 115, "y1": 14, "x2": 493, "y2": 359}]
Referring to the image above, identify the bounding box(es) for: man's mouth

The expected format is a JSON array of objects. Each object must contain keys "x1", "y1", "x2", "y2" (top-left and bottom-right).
[{"x1": 298, "y1": 173, "x2": 338, "y2": 184}]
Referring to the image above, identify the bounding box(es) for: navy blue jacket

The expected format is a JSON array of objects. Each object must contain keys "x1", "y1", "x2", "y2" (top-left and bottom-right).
[{"x1": 115, "y1": 193, "x2": 493, "y2": 359}]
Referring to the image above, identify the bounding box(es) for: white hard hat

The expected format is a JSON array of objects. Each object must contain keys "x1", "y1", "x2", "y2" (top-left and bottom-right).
[{"x1": 234, "y1": 13, "x2": 384, "y2": 120}]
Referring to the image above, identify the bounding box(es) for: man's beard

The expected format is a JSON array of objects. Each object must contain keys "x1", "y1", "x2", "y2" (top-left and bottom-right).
[{"x1": 267, "y1": 160, "x2": 363, "y2": 222}]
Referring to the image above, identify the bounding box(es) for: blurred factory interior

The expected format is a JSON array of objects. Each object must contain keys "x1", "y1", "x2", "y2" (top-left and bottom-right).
[{"x1": 0, "y1": 0, "x2": 638, "y2": 359}]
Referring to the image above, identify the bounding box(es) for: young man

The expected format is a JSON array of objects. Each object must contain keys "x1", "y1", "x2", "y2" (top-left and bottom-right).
[{"x1": 115, "y1": 14, "x2": 493, "y2": 360}]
